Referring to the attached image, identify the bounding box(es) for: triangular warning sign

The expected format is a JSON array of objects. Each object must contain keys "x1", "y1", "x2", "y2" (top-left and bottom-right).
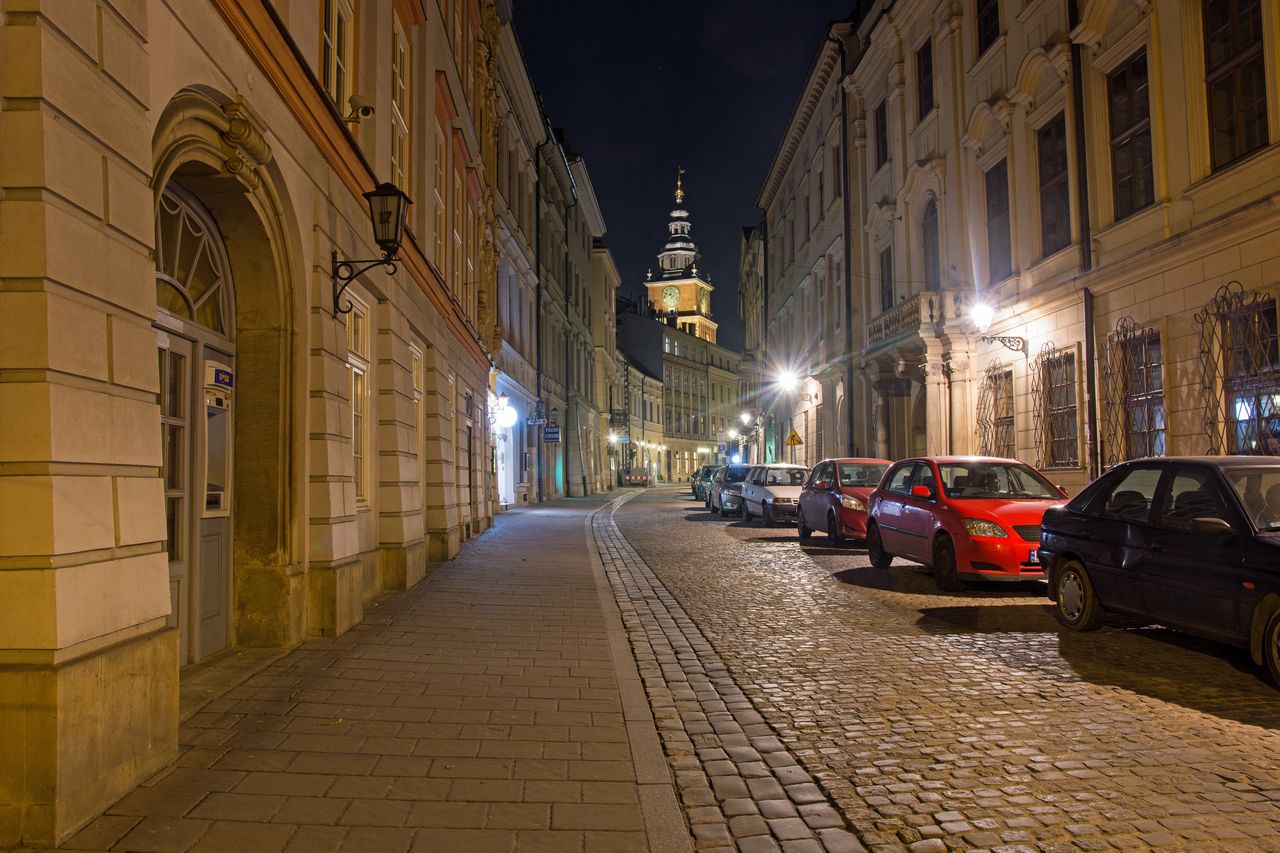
[{"x1": 785, "y1": 428, "x2": 804, "y2": 446}]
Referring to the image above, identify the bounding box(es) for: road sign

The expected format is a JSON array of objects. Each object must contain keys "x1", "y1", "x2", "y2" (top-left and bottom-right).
[
  {"x1": 527, "y1": 417, "x2": 547, "y2": 425},
  {"x1": 543, "y1": 425, "x2": 561, "y2": 443},
  {"x1": 618, "y1": 435, "x2": 631, "y2": 443},
  {"x1": 717, "y1": 443, "x2": 726, "y2": 453},
  {"x1": 785, "y1": 428, "x2": 804, "y2": 447}
]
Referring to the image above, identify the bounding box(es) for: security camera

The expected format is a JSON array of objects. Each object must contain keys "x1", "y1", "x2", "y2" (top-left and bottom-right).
[{"x1": 345, "y1": 94, "x2": 375, "y2": 123}]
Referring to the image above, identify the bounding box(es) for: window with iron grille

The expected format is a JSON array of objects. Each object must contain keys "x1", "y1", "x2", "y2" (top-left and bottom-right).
[
  {"x1": 874, "y1": 101, "x2": 889, "y2": 169},
  {"x1": 1204, "y1": 0, "x2": 1268, "y2": 171},
  {"x1": 985, "y1": 159, "x2": 1011, "y2": 283},
  {"x1": 976, "y1": 0, "x2": 1000, "y2": 55},
  {"x1": 917, "y1": 41, "x2": 934, "y2": 120},
  {"x1": 1102, "y1": 319, "x2": 1166, "y2": 466},
  {"x1": 1037, "y1": 114, "x2": 1070, "y2": 257},
  {"x1": 977, "y1": 367, "x2": 1015, "y2": 458},
  {"x1": 1223, "y1": 298, "x2": 1280, "y2": 454},
  {"x1": 1108, "y1": 51, "x2": 1154, "y2": 220},
  {"x1": 879, "y1": 246, "x2": 894, "y2": 313},
  {"x1": 1032, "y1": 346, "x2": 1078, "y2": 468},
  {"x1": 922, "y1": 198, "x2": 940, "y2": 292}
]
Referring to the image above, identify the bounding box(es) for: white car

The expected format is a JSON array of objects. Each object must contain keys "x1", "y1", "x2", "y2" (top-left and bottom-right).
[{"x1": 741, "y1": 464, "x2": 810, "y2": 526}]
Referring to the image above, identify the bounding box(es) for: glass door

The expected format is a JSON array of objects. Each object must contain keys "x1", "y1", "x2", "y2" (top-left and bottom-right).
[{"x1": 158, "y1": 334, "x2": 193, "y2": 663}]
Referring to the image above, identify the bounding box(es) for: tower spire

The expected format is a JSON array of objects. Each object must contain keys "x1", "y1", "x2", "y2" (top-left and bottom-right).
[{"x1": 675, "y1": 166, "x2": 685, "y2": 204}]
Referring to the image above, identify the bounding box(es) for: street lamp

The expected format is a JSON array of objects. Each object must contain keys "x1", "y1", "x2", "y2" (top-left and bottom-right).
[
  {"x1": 740, "y1": 411, "x2": 752, "y2": 426},
  {"x1": 727, "y1": 429, "x2": 739, "y2": 439},
  {"x1": 608, "y1": 433, "x2": 619, "y2": 444},
  {"x1": 775, "y1": 370, "x2": 799, "y2": 393},
  {"x1": 968, "y1": 300, "x2": 1025, "y2": 353},
  {"x1": 332, "y1": 182, "x2": 413, "y2": 317}
]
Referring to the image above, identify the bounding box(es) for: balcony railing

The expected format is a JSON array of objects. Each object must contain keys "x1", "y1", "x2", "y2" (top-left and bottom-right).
[{"x1": 865, "y1": 290, "x2": 965, "y2": 351}]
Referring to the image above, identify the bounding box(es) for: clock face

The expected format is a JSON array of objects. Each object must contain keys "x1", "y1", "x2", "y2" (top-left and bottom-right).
[{"x1": 662, "y1": 286, "x2": 680, "y2": 309}]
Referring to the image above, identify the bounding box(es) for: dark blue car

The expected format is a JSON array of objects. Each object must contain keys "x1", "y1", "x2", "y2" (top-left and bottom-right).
[{"x1": 1039, "y1": 456, "x2": 1280, "y2": 683}]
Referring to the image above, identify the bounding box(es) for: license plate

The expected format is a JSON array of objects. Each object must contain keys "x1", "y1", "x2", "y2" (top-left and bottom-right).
[{"x1": 1028, "y1": 549, "x2": 1038, "y2": 564}]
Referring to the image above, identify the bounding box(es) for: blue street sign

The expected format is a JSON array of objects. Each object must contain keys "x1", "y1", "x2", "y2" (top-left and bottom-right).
[{"x1": 543, "y1": 425, "x2": 561, "y2": 443}]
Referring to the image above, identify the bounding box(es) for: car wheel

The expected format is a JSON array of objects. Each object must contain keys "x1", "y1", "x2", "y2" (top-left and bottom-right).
[
  {"x1": 931, "y1": 537, "x2": 964, "y2": 592},
  {"x1": 797, "y1": 514, "x2": 812, "y2": 540},
  {"x1": 1263, "y1": 610, "x2": 1280, "y2": 686},
  {"x1": 827, "y1": 512, "x2": 845, "y2": 545},
  {"x1": 866, "y1": 523, "x2": 891, "y2": 568},
  {"x1": 763, "y1": 503, "x2": 775, "y2": 527},
  {"x1": 1052, "y1": 559, "x2": 1103, "y2": 631}
]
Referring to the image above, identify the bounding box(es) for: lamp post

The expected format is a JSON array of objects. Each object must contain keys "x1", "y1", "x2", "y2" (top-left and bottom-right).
[
  {"x1": 968, "y1": 301, "x2": 1026, "y2": 353},
  {"x1": 332, "y1": 182, "x2": 413, "y2": 317}
]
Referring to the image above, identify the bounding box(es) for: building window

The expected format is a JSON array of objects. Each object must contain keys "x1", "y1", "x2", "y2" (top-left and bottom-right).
[
  {"x1": 977, "y1": 366, "x2": 1015, "y2": 458},
  {"x1": 1204, "y1": 0, "x2": 1269, "y2": 171},
  {"x1": 1108, "y1": 50, "x2": 1154, "y2": 220},
  {"x1": 321, "y1": 0, "x2": 354, "y2": 108},
  {"x1": 917, "y1": 41, "x2": 934, "y2": 119},
  {"x1": 1195, "y1": 286, "x2": 1280, "y2": 455},
  {"x1": 879, "y1": 246, "x2": 894, "y2": 313},
  {"x1": 433, "y1": 121, "x2": 448, "y2": 268},
  {"x1": 976, "y1": 0, "x2": 1000, "y2": 55},
  {"x1": 874, "y1": 100, "x2": 889, "y2": 169},
  {"x1": 922, "y1": 198, "x2": 940, "y2": 292},
  {"x1": 1033, "y1": 347, "x2": 1078, "y2": 468},
  {"x1": 1037, "y1": 114, "x2": 1071, "y2": 257},
  {"x1": 833, "y1": 261, "x2": 843, "y2": 331},
  {"x1": 347, "y1": 299, "x2": 372, "y2": 504},
  {"x1": 390, "y1": 22, "x2": 411, "y2": 190},
  {"x1": 1125, "y1": 332, "x2": 1165, "y2": 460},
  {"x1": 831, "y1": 143, "x2": 842, "y2": 197},
  {"x1": 985, "y1": 159, "x2": 1011, "y2": 283}
]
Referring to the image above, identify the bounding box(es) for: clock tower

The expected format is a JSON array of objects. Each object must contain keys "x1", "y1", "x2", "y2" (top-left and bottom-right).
[{"x1": 645, "y1": 168, "x2": 718, "y2": 344}]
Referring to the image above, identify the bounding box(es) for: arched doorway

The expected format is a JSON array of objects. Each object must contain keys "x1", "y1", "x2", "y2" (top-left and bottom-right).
[{"x1": 154, "y1": 181, "x2": 236, "y2": 664}]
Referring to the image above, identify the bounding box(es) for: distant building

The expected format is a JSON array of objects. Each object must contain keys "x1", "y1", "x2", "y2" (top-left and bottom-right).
[{"x1": 618, "y1": 174, "x2": 742, "y2": 480}]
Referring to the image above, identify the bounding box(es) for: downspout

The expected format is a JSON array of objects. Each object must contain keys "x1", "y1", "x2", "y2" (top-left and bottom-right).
[
  {"x1": 760, "y1": 219, "x2": 770, "y2": 463},
  {"x1": 1068, "y1": 0, "x2": 1099, "y2": 477},
  {"x1": 534, "y1": 139, "x2": 549, "y2": 503},
  {"x1": 827, "y1": 29, "x2": 856, "y2": 457},
  {"x1": 563, "y1": 193, "x2": 584, "y2": 497}
]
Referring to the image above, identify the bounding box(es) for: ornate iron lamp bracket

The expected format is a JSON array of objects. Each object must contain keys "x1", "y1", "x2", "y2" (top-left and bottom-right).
[
  {"x1": 332, "y1": 250, "x2": 397, "y2": 317},
  {"x1": 979, "y1": 334, "x2": 1026, "y2": 353}
]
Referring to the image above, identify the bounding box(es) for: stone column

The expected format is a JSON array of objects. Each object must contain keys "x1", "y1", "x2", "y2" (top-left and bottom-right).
[
  {"x1": 0, "y1": 1, "x2": 177, "y2": 845},
  {"x1": 947, "y1": 351, "x2": 976, "y2": 455},
  {"x1": 923, "y1": 359, "x2": 951, "y2": 455}
]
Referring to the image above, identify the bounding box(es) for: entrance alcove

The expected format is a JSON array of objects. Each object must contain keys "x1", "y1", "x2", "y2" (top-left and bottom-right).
[{"x1": 151, "y1": 89, "x2": 305, "y2": 659}]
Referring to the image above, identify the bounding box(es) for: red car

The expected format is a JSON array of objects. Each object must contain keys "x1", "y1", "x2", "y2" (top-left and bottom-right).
[
  {"x1": 866, "y1": 456, "x2": 1068, "y2": 590},
  {"x1": 798, "y1": 457, "x2": 893, "y2": 543}
]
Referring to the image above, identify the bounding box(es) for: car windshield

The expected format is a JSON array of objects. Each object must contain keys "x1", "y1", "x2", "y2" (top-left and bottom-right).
[
  {"x1": 839, "y1": 463, "x2": 889, "y2": 487},
  {"x1": 723, "y1": 466, "x2": 750, "y2": 483},
  {"x1": 1222, "y1": 465, "x2": 1280, "y2": 531},
  {"x1": 937, "y1": 462, "x2": 1061, "y2": 499},
  {"x1": 765, "y1": 468, "x2": 807, "y2": 486},
  {"x1": 702, "y1": 467, "x2": 720, "y2": 481}
]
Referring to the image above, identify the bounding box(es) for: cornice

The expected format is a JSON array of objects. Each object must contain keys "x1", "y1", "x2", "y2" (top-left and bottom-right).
[
  {"x1": 756, "y1": 37, "x2": 841, "y2": 212},
  {"x1": 210, "y1": 0, "x2": 492, "y2": 370}
]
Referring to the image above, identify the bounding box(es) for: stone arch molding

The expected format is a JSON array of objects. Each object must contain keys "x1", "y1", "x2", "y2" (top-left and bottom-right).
[
  {"x1": 1010, "y1": 45, "x2": 1071, "y2": 109},
  {"x1": 151, "y1": 86, "x2": 307, "y2": 649},
  {"x1": 1074, "y1": 0, "x2": 1150, "y2": 47},
  {"x1": 961, "y1": 98, "x2": 1014, "y2": 153}
]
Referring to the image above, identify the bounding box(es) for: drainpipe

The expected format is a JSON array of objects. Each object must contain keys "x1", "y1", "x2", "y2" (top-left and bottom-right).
[
  {"x1": 1069, "y1": 0, "x2": 1099, "y2": 477},
  {"x1": 759, "y1": 218, "x2": 770, "y2": 463},
  {"x1": 827, "y1": 29, "x2": 855, "y2": 456},
  {"x1": 534, "y1": 139, "x2": 549, "y2": 503}
]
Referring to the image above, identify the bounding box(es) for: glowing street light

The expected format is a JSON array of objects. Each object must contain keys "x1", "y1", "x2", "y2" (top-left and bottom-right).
[
  {"x1": 608, "y1": 433, "x2": 619, "y2": 444},
  {"x1": 775, "y1": 370, "x2": 799, "y2": 393},
  {"x1": 740, "y1": 411, "x2": 752, "y2": 426},
  {"x1": 969, "y1": 301, "x2": 995, "y2": 334},
  {"x1": 727, "y1": 429, "x2": 739, "y2": 439}
]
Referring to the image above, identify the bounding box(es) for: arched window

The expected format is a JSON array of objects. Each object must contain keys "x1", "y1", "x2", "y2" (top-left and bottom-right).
[
  {"x1": 922, "y1": 197, "x2": 940, "y2": 292},
  {"x1": 155, "y1": 184, "x2": 233, "y2": 336}
]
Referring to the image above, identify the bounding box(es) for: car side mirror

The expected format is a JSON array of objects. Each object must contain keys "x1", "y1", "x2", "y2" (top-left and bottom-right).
[
  {"x1": 813, "y1": 480, "x2": 830, "y2": 491},
  {"x1": 1057, "y1": 486, "x2": 1069, "y2": 498},
  {"x1": 911, "y1": 485, "x2": 934, "y2": 499},
  {"x1": 1190, "y1": 517, "x2": 1233, "y2": 535}
]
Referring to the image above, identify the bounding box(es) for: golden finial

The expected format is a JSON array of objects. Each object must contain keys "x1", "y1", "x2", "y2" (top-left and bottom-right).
[{"x1": 675, "y1": 166, "x2": 685, "y2": 204}]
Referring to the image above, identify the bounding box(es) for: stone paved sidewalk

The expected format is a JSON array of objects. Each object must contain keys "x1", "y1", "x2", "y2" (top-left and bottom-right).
[
  {"x1": 39, "y1": 498, "x2": 690, "y2": 853},
  {"x1": 594, "y1": 491, "x2": 867, "y2": 853}
]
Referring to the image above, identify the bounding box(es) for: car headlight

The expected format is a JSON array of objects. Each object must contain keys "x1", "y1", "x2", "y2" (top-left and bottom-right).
[
  {"x1": 840, "y1": 495, "x2": 866, "y2": 511},
  {"x1": 725, "y1": 487, "x2": 741, "y2": 496},
  {"x1": 963, "y1": 518, "x2": 1008, "y2": 538}
]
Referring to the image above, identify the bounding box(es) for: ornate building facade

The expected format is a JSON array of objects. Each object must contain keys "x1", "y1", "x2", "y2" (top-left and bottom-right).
[
  {"x1": 754, "y1": 0, "x2": 1280, "y2": 494},
  {"x1": 0, "y1": 0, "x2": 514, "y2": 844}
]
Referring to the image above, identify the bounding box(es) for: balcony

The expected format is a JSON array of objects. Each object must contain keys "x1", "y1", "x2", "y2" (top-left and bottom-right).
[{"x1": 865, "y1": 290, "x2": 965, "y2": 351}]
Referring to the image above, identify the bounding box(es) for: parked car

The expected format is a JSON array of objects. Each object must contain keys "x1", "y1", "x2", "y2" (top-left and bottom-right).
[
  {"x1": 691, "y1": 464, "x2": 719, "y2": 501},
  {"x1": 866, "y1": 456, "x2": 1068, "y2": 590},
  {"x1": 1040, "y1": 456, "x2": 1280, "y2": 681},
  {"x1": 708, "y1": 464, "x2": 752, "y2": 516},
  {"x1": 741, "y1": 464, "x2": 810, "y2": 526},
  {"x1": 798, "y1": 457, "x2": 893, "y2": 543}
]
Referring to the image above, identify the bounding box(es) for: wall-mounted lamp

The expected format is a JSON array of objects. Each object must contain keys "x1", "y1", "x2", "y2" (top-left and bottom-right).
[
  {"x1": 332, "y1": 182, "x2": 412, "y2": 317},
  {"x1": 968, "y1": 301, "x2": 1025, "y2": 353}
]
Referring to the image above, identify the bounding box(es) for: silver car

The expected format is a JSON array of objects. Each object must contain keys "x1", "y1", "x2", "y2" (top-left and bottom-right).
[{"x1": 708, "y1": 465, "x2": 752, "y2": 517}]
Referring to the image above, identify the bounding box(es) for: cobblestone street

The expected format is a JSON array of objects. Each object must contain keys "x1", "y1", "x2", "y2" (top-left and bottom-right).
[{"x1": 612, "y1": 487, "x2": 1280, "y2": 852}]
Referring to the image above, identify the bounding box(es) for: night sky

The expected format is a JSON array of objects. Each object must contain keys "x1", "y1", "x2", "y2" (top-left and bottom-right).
[{"x1": 515, "y1": 1, "x2": 854, "y2": 352}]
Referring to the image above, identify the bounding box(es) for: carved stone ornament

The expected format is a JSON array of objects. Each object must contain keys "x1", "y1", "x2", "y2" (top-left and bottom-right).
[{"x1": 220, "y1": 99, "x2": 273, "y2": 189}]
